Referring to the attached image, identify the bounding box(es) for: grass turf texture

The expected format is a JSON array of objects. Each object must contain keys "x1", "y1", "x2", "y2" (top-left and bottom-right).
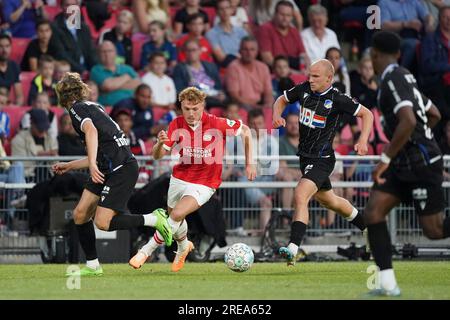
[{"x1": 0, "y1": 261, "x2": 449, "y2": 299}]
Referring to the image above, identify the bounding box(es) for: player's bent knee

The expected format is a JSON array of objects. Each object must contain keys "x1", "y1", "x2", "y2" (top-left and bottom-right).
[
  {"x1": 170, "y1": 209, "x2": 185, "y2": 222},
  {"x1": 73, "y1": 207, "x2": 89, "y2": 224},
  {"x1": 94, "y1": 217, "x2": 110, "y2": 231}
]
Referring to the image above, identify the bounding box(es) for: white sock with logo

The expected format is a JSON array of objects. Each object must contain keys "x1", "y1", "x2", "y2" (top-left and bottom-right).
[
  {"x1": 287, "y1": 243, "x2": 299, "y2": 256},
  {"x1": 140, "y1": 237, "x2": 160, "y2": 257},
  {"x1": 380, "y1": 268, "x2": 398, "y2": 291},
  {"x1": 174, "y1": 220, "x2": 189, "y2": 252}
]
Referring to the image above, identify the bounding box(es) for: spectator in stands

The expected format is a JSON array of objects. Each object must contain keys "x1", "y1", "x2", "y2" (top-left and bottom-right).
[
  {"x1": 111, "y1": 107, "x2": 147, "y2": 155},
  {"x1": 424, "y1": 0, "x2": 450, "y2": 30},
  {"x1": 28, "y1": 55, "x2": 58, "y2": 106},
  {"x1": 157, "y1": 106, "x2": 181, "y2": 128},
  {"x1": 301, "y1": 4, "x2": 340, "y2": 64},
  {"x1": 277, "y1": 113, "x2": 301, "y2": 213},
  {"x1": 380, "y1": 0, "x2": 434, "y2": 69},
  {"x1": 21, "y1": 20, "x2": 63, "y2": 72},
  {"x1": 0, "y1": 2, "x2": 10, "y2": 35},
  {"x1": 0, "y1": 87, "x2": 10, "y2": 142},
  {"x1": 420, "y1": 6, "x2": 450, "y2": 127},
  {"x1": 54, "y1": 60, "x2": 71, "y2": 82},
  {"x1": 225, "y1": 36, "x2": 273, "y2": 110},
  {"x1": 0, "y1": 137, "x2": 25, "y2": 210},
  {"x1": 57, "y1": 113, "x2": 86, "y2": 156},
  {"x1": 173, "y1": 39, "x2": 227, "y2": 109},
  {"x1": 2, "y1": 0, "x2": 46, "y2": 38},
  {"x1": 21, "y1": 92, "x2": 58, "y2": 144},
  {"x1": 113, "y1": 84, "x2": 161, "y2": 141},
  {"x1": 237, "y1": 109, "x2": 278, "y2": 231},
  {"x1": 350, "y1": 55, "x2": 378, "y2": 109},
  {"x1": 248, "y1": 0, "x2": 303, "y2": 29},
  {"x1": 90, "y1": 40, "x2": 141, "y2": 106},
  {"x1": 133, "y1": 0, "x2": 171, "y2": 34},
  {"x1": 52, "y1": 0, "x2": 98, "y2": 74},
  {"x1": 176, "y1": 13, "x2": 214, "y2": 63},
  {"x1": 86, "y1": 80, "x2": 99, "y2": 102},
  {"x1": 12, "y1": 108, "x2": 58, "y2": 182},
  {"x1": 140, "y1": 20, "x2": 177, "y2": 70},
  {"x1": 326, "y1": 47, "x2": 351, "y2": 95},
  {"x1": 257, "y1": 1, "x2": 308, "y2": 71},
  {"x1": 214, "y1": 0, "x2": 250, "y2": 34},
  {"x1": 206, "y1": 0, "x2": 248, "y2": 68},
  {"x1": 0, "y1": 34, "x2": 24, "y2": 106},
  {"x1": 141, "y1": 52, "x2": 177, "y2": 110},
  {"x1": 173, "y1": 0, "x2": 210, "y2": 37},
  {"x1": 100, "y1": 10, "x2": 134, "y2": 66}
]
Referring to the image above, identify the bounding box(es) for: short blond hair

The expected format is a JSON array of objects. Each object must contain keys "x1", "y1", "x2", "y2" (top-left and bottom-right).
[{"x1": 178, "y1": 87, "x2": 207, "y2": 105}]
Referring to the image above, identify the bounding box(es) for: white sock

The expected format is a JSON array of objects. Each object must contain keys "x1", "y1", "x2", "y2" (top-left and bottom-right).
[
  {"x1": 174, "y1": 220, "x2": 188, "y2": 252},
  {"x1": 345, "y1": 207, "x2": 358, "y2": 222},
  {"x1": 168, "y1": 217, "x2": 182, "y2": 234},
  {"x1": 140, "y1": 237, "x2": 160, "y2": 256},
  {"x1": 143, "y1": 213, "x2": 157, "y2": 227},
  {"x1": 86, "y1": 258, "x2": 100, "y2": 270},
  {"x1": 380, "y1": 269, "x2": 398, "y2": 291},
  {"x1": 287, "y1": 243, "x2": 299, "y2": 256}
]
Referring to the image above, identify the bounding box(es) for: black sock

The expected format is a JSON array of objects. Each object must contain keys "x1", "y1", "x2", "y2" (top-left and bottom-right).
[
  {"x1": 367, "y1": 221, "x2": 392, "y2": 270},
  {"x1": 350, "y1": 213, "x2": 366, "y2": 231},
  {"x1": 108, "y1": 215, "x2": 144, "y2": 231},
  {"x1": 443, "y1": 217, "x2": 450, "y2": 238},
  {"x1": 290, "y1": 221, "x2": 307, "y2": 246},
  {"x1": 76, "y1": 220, "x2": 97, "y2": 261}
]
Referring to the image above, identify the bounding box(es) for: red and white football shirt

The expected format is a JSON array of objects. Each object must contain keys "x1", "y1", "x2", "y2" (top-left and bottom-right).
[{"x1": 163, "y1": 112, "x2": 242, "y2": 188}]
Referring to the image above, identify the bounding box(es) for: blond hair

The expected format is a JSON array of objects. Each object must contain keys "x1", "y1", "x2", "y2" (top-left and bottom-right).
[
  {"x1": 178, "y1": 87, "x2": 207, "y2": 105},
  {"x1": 55, "y1": 72, "x2": 91, "y2": 110}
]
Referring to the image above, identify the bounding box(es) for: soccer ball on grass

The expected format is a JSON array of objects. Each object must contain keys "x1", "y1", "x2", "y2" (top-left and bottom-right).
[{"x1": 224, "y1": 243, "x2": 254, "y2": 272}]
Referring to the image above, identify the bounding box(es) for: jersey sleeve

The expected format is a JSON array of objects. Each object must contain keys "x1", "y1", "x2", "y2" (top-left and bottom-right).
[
  {"x1": 283, "y1": 82, "x2": 307, "y2": 103},
  {"x1": 335, "y1": 92, "x2": 362, "y2": 116},
  {"x1": 162, "y1": 119, "x2": 178, "y2": 151},
  {"x1": 384, "y1": 73, "x2": 417, "y2": 115},
  {"x1": 70, "y1": 103, "x2": 92, "y2": 132},
  {"x1": 216, "y1": 117, "x2": 243, "y2": 136}
]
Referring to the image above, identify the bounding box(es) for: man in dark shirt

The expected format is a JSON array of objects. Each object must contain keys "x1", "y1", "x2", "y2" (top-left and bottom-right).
[
  {"x1": 273, "y1": 59, "x2": 373, "y2": 266},
  {"x1": 366, "y1": 31, "x2": 450, "y2": 296},
  {"x1": 57, "y1": 113, "x2": 86, "y2": 156},
  {"x1": 0, "y1": 34, "x2": 23, "y2": 105}
]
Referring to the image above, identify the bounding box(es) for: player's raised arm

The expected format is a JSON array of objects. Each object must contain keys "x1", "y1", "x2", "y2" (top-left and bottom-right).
[
  {"x1": 272, "y1": 95, "x2": 288, "y2": 128},
  {"x1": 354, "y1": 105, "x2": 374, "y2": 156},
  {"x1": 240, "y1": 123, "x2": 257, "y2": 181},
  {"x1": 153, "y1": 130, "x2": 171, "y2": 160}
]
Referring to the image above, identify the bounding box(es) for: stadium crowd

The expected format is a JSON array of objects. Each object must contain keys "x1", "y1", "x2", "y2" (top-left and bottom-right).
[{"x1": 1, "y1": 0, "x2": 450, "y2": 233}]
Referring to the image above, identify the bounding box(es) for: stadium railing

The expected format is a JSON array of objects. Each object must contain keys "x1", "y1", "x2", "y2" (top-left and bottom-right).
[{"x1": 1, "y1": 155, "x2": 449, "y2": 252}]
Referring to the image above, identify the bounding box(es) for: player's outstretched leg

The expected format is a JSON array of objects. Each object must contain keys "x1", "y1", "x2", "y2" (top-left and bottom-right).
[
  {"x1": 365, "y1": 190, "x2": 401, "y2": 296},
  {"x1": 279, "y1": 179, "x2": 317, "y2": 266},
  {"x1": 171, "y1": 219, "x2": 194, "y2": 272}
]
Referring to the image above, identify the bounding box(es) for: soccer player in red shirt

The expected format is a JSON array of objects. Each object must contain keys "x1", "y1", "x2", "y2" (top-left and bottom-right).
[{"x1": 129, "y1": 87, "x2": 256, "y2": 272}]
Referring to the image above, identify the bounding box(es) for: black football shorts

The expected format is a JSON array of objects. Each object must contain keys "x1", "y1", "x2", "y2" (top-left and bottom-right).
[
  {"x1": 299, "y1": 156, "x2": 336, "y2": 191},
  {"x1": 85, "y1": 160, "x2": 139, "y2": 213},
  {"x1": 372, "y1": 159, "x2": 445, "y2": 216}
]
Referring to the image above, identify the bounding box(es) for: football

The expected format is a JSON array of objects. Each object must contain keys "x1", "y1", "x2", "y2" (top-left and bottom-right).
[{"x1": 224, "y1": 243, "x2": 254, "y2": 272}]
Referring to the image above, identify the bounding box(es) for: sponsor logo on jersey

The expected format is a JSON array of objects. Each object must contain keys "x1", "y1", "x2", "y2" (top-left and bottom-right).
[
  {"x1": 300, "y1": 107, "x2": 326, "y2": 128},
  {"x1": 114, "y1": 133, "x2": 130, "y2": 147},
  {"x1": 183, "y1": 146, "x2": 212, "y2": 158},
  {"x1": 324, "y1": 99, "x2": 333, "y2": 109}
]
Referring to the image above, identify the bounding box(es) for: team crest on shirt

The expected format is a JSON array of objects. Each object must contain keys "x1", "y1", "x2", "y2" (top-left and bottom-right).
[
  {"x1": 300, "y1": 107, "x2": 326, "y2": 128},
  {"x1": 226, "y1": 119, "x2": 236, "y2": 127},
  {"x1": 324, "y1": 99, "x2": 333, "y2": 109}
]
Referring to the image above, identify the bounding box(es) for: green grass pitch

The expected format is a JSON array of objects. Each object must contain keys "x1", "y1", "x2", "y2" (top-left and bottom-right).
[{"x1": 1, "y1": 261, "x2": 449, "y2": 299}]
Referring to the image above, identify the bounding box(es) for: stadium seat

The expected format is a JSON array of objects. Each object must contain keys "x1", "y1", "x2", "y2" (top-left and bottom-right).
[
  {"x1": 203, "y1": 7, "x2": 216, "y2": 27},
  {"x1": 20, "y1": 72, "x2": 37, "y2": 104},
  {"x1": 44, "y1": 5, "x2": 62, "y2": 21},
  {"x1": 208, "y1": 107, "x2": 223, "y2": 117},
  {"x1": 153, "y1": 107, "x2": 167, "y2": 123},
  {"x1": 238, "y1": 109, "x2": 248, "y2": 124},
  {"x1": 10, "y1": 38, "x2": 31, "y2": 66},
  {"x1": 3, "y1": 106, "x2": 31, "y2": 138},
  {"x1": 132, "y1": 36, "x2": 148, "y2": 70},
  {"x1": 290, "y1": 73, "x2": 308, "y2": 85},
  {"x1": 263, "y1": 107, "x2": 273, "y2": 131},
  {"x1": 81, "y1": 6, "x2": 119, "y2": 42}
]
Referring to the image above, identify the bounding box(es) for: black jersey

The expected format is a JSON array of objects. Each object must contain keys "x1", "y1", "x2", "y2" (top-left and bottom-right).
[
  {"x1": 69, "y1": 101, "x2": 135, "y2": 173},
  {"x1": 378, "y1": 64, "x2": 442, "y2": 170},
  {"x1": 284, "y1": 81, "x2": 361, "y2": 158}
]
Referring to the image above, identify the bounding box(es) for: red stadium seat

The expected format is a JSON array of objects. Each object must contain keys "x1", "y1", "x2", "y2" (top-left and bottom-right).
[
  {"x1": 238, "y1": 109, "x2": 248, "y2": 124},
  {"x1": 81, "y1": 6, "x2": 99, "y2": 41},
  {"x1": 208, "y1": 107, "x2": 223, "y2": 117},
  {"x1": 290, "y1": 73, "x2": 308, "y2": 85},
  {"x1": 10, "y1": 38, "x2": 31, "y2": 66},
  {"x1": 44, "y1": 5, "x2": 62, "y2": 21},
  {"x1": 153, "y1": 107, "x2": 167, "y2": 123},
  {"x1": 263, "y1": 107, "x2": 273, "y2": 130},
  {"x1": 3, "y1": 106, "x2": 31, "y2": 138},
  {"x1": 20, "y1": 72, "x2": 37, "y2": 104},
  {"x1": 132, "y1": 37, "x2": 148, "y2": 70},
  {"x1": 203, "y1": 7, "x2": 216, "y2": 27}
]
